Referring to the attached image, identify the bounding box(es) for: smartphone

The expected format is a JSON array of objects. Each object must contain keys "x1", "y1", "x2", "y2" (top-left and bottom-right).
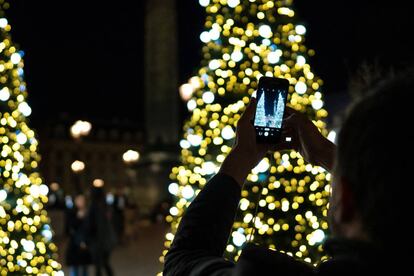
[{"x1": 253, "y1": 76, "x2": 289, "y2": 143}]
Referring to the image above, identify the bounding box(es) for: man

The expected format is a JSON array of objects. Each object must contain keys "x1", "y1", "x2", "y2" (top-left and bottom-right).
[{"x1": 164, "y1": 72, "x2": 413, "y2": 275}]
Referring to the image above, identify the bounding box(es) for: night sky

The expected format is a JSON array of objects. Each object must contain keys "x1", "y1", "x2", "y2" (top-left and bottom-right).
[{"x1": 6, "y1": 0, "x2": 413, "y2": 127}]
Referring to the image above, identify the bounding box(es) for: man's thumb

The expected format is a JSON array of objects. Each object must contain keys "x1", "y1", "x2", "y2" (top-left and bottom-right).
[{"x1": 244, "y1": 97, "x2": 256, "y2": 119}]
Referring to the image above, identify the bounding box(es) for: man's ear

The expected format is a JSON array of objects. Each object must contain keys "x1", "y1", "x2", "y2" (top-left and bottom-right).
[{"x1": 338, "y1": 176, "x2": 357, "y2": 222}]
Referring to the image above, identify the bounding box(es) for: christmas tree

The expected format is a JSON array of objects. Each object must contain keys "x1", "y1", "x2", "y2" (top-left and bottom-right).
[
  {"x1": 0, "y1": 2, "x2": 63, "y2": 275},
  {"x1": 161, "y1": 0, "x2": 330, "y2": 265}
]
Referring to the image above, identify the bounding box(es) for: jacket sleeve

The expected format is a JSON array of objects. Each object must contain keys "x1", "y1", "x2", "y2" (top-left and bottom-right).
[{"x1": 163, "y1": 173, "x2": 242, "y2": 276}]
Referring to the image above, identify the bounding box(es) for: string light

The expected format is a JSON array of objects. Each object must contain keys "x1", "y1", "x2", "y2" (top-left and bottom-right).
[
  {"x1": 295, "y1": 25, "x2": 307, "y2": 35},
  {"x1": 0, "y1": 3, "x2": 63, "y2": 274},
  {"x1": 259, "y1": 25, "x2": 273, "y2": 38},
  {"x1": 10, "y1": 52, "x2": 21, "y2": 64},
  {"x1": 199, "y1": 0, "x2": 210, "y2": 7},
  {"x1": 227, "y1": 0, "x2": 240, "y2": 8},
  {"x1": 18, "y1": 102, "x2": 32, "y2": 117},
  {"x1": 162, "y1": 0, "x2": 330, "y2": 266},
  {"x1": 0, "y1": 87, "x2": 10, "y2": 101},
  {"x1": 168, "y1": 183, "x2": 179, "y2": 196}
]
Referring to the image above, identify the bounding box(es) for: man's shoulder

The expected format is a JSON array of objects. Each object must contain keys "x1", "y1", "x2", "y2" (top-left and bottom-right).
[{"x1": 234, "y1": 243, "x2": 314, "y2": 276}]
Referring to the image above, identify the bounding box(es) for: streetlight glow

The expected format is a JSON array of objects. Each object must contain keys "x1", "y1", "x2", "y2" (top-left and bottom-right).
[
  {"x1": 123, "y1": 150, "x2": 140, "y2": 164},
  {"x1": 70, "y1": 120, "x2": 92, "y2": 139},
  {"x1": 93, "y1": 179, "x2": 104, "y2": 188},
  {"x1": 71, "y1": 160, "x2": 85, "y2": 173}
]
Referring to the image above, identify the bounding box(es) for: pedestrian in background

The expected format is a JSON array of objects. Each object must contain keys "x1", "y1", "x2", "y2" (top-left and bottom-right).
[
  {"x1": 65, "y1": 194, "x2": 92, "y2": 276},
  {"x1": 85, "y1": 187, "x2": 117, "y2": 276}
]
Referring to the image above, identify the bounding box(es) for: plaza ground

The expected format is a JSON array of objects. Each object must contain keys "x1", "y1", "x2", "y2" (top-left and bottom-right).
[{"x1": 58, "y1": 222, "x2": 168, "y2": 276}]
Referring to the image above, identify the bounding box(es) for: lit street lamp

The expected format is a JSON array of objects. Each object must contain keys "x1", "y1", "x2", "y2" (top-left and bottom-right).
[
  {"x1": 123, "y1": 150, "x2": 140, "y2": 188},
  {"x1": 71, "y1": 160, "x2": 85, "y2": 173},
  {"x1": 93, "y1": 179, "x2": 104, "y2": 188},
  {"x1": 69, "y1": 120, "x2": 91, "y2": 193},
  {"x1": 70, "y1": 120, "x2": 92, "y2": 139},
  {"x1": 122, "y1": 150, "x2": 140, "y2": 164}
]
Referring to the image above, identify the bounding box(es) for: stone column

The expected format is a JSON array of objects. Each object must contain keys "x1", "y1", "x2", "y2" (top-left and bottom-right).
[{"x1": 145, "y1": 0, "x2": 179, "y2": 145}]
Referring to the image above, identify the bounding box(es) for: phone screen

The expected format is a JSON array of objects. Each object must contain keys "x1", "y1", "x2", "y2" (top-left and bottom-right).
[{"x1": 254, "y1": 77, "x2": 288, "y2": 143}]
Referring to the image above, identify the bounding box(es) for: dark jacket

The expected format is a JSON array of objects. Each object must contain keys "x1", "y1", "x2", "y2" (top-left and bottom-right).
[
  {"x1": 163, "y1": 173, "x2": 395, "y2": 275},
  {"x1": 85, "y1": 202, "x2": 117, "y2": 255},
  {"x1": 65, "y1": 208, "x2": 92, "y2": 266}
]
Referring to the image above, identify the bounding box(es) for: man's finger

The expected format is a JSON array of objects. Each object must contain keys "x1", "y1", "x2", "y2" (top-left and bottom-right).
[
  {"x1": 241, "y1": 97, "x2": 256, "y2": 121},
  {"x1": 285, "y1": 106, "x2": 299, "y2": 116}
]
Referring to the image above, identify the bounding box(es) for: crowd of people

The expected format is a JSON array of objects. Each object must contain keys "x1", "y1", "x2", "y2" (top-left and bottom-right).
[
  {"x1": 64, "y1": 188, "x2": 118, "y2": 276},
  {"x1": 46, "y1": 184, "x2": 170, "y2": 276}
]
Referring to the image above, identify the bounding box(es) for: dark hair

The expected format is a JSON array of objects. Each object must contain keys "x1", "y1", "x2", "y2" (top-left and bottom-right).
[
  {"x1": 336, "y1": 68, "x2": 413, "y2": 249},
  {"x1": 90, "y1": 186, "x2": 106, "y2": 205}
]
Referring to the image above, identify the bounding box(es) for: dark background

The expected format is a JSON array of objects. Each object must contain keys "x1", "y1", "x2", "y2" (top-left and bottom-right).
[{"x1": 6, "y1": 0, "x2": 413, "y2": 126}]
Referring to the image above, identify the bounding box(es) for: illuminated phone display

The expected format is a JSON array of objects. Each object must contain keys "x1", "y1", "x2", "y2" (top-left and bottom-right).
[{"x1": 254, "y1": 77, "x2": 289, "y2": 143}]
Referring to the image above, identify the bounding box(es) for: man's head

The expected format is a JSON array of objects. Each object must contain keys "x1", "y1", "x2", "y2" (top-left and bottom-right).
[
  {"x1": 74, "y1": 193, "x2": 87, "y2": 209},
  {"x1": 329, "y1": 69, "x2": 413, "y2": 249}
]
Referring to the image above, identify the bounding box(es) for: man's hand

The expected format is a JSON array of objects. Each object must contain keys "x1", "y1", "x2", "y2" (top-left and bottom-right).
[
  {"x1": 279, "y1": 106, "x2": 336, "y2": 171},
  {"x1": 220, "y1": 97, "x2": 274, "y2": 186}
]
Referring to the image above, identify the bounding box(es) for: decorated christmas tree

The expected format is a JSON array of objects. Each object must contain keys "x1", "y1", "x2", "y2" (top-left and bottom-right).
[
  {"x1": 0, "y1": 2, "x2": 63, "y2": 275},
  {"x1": 161, "y1": 0, "x2": 331, "y2": 265}
]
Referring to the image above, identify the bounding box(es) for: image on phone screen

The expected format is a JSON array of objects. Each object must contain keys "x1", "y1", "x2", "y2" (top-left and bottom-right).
[{"x1": 254, "y1": 85, "x2": 288, "y2": 141}]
